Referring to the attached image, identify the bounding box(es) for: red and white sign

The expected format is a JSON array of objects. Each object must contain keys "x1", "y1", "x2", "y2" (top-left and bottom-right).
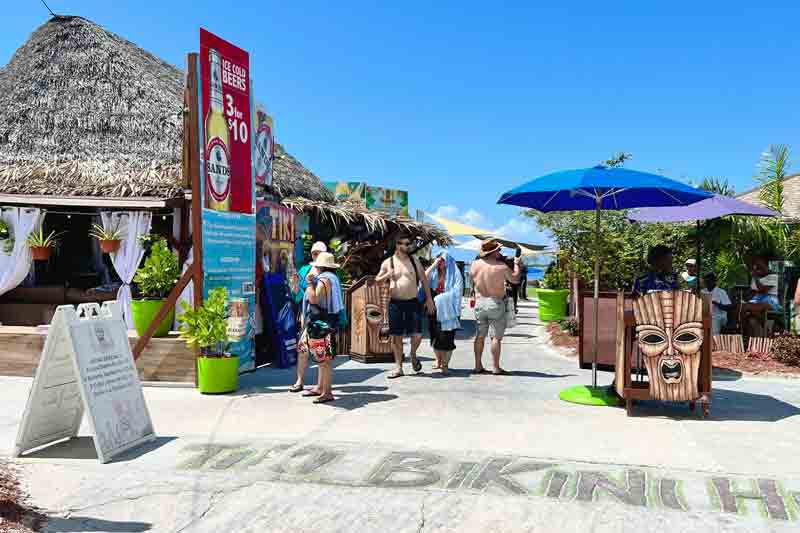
[{"x1": 200, "y1": 29, "x2": 253, "y2": 214}]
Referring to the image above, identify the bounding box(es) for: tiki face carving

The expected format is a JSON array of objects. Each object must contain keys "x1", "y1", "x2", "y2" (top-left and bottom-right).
[{"x1": 634, "y1": 291, "x2": 703, "y2": 402}]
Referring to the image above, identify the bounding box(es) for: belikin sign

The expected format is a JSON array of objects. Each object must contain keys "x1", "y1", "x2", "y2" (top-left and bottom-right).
[{"x1": 197, "y1": 29, "x2": 257, "y2": 372}]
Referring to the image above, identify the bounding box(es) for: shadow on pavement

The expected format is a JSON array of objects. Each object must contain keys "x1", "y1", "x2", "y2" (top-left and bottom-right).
[
  {"x1": 712, "y1": 368, "x2": 744, "y2": 381},
  {"x1": 22, "y1": 436, "x2": 175, "y2": 463},
  {"x1": 238, "y1": 366, "x2": 385, "y2": 395},
  {"x1": 324, "y1": 392, "x2": 399, "y2": 411},
  {"x1": 42, "y1": 516, "x2": 151, "y2": 532},
  {"x1": 633, "y1": 388, "x2": 800, "y2": 422}
]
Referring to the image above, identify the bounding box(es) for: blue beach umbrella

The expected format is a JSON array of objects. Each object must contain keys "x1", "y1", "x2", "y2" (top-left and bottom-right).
[{"x1": 498, "y1": 165, "x2": 713, "y2": 406}]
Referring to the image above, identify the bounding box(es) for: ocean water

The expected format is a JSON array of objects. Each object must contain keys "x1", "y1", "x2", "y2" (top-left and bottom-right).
[{"x1": 527, "y1": 267, "x2": 544, "y2": 281}]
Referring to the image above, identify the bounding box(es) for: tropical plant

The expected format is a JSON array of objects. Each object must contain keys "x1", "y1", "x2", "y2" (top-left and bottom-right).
[
  {"x1": 26, "y1": 228, "x2": 63, "y2": 248},
  {"x1": 557, "y1": 317, "x2": 579, "y2": 336},
  {"x1": 771, "y1": 335, "x2": 800, "y2": 367},
  {"x1": 178, "y1": 287, "x2": 230, "y2": 356},
  {"x1": 89, "y1": 223, "x2": 123, "y2": 241},
  {"x1": 133, "y1": 237, "x2": 180, "y2": 299},
  {"x1": 0, "y1": 220, "x2": 12, "y2": 254},
  {"x1": 699, "y1": 176, "x2": 735, "y2": 197},
  {"x1": 542, "y1": 263, "x2": 567, "y2": 290}
]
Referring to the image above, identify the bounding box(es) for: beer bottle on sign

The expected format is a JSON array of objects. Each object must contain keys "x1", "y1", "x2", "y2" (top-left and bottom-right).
[{"x1": 205, "y1": 49, "x2": 231, "y2": 211}]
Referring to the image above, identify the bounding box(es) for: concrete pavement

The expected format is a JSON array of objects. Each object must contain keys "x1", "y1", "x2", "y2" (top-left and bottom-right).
[{"x1": 4, "y1": 299, "x2": 800, "y2": 532}]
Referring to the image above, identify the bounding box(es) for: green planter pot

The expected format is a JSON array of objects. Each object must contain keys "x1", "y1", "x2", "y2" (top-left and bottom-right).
[
  {"x1": 537, "y1": 289, "x2": 569, "y2": 322},
  {"x1": 131, "y1": 298, "x2": 175, "y2": 338},
  {"x1": 197, "y1": 356, "x2": 239, "y2": 394}
]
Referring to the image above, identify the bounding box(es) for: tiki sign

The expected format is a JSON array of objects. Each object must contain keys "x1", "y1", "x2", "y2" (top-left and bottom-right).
[{"x1": 633, "y1": 291, "x2": 703, "y2": 402}]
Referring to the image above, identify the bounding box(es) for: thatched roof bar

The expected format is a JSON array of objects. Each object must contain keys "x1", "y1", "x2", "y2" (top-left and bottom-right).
[{"x1": 281, "y1": 196, "x2": 453, "y2": 247}]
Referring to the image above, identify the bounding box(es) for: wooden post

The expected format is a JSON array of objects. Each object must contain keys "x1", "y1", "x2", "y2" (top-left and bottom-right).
[
  {"x1": 187, "y1": 53, "x2": 203, "y2": 312},
  {"x1": 614, "y1": 291, "x2": 625, "y2": 398},
  {"x1": 186, "y1": 52, "x2": 203, "y2": 386},
  {"x1": 132, "y1": 266, "x2": 195, "y2": 359}
]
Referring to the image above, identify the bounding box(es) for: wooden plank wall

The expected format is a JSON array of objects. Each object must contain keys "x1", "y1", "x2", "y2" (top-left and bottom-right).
[{"x1": 0, "y1": 327, "x2": 195, "y2": 382}]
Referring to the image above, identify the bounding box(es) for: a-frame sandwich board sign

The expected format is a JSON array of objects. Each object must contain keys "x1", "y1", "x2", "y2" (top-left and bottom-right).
[{"x1": 14, "y1": 301, "x2": 156, "y2": 463}]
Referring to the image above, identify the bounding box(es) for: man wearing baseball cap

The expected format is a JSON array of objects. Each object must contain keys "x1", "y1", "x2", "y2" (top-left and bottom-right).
[
  {"x1": 470, "y1": 239, "x2": 521, "y2": 375},
  {"x1": 681, "y1": 258, "x2": 698, "y2": 289}
]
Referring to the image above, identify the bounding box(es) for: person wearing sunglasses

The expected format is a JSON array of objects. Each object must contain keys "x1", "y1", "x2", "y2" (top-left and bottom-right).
[{"x1": 376, "y1": 232, "x2": 435, "y2": 378}]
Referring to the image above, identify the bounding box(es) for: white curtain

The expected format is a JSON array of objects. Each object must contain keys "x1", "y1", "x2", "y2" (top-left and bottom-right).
[
  {"x1": 0, "y1": 208, "x2": 44, "y2": 297},
  {"x1": 101, "y1": 211, "x2": 152, "y2": 329}
]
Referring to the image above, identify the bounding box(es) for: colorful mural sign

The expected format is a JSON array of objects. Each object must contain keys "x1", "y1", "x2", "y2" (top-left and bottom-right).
[
  {"x1": 324, "y1": 181, "x2": 409, "y2": 217},
  {"x1": 197, "y1": 29, "x2": 257, "y2": 373},
  {"x1": 256, "y1": 200, "x2": 296, "y2": 278}
]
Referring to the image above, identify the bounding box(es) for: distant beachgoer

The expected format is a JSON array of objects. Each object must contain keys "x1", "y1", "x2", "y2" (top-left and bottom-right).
[
  {"x1": 633, "y1": 245, "x2": 679, "y2": 296},
  {"x1": 519, "y1": 259, "x2": 529, "y2": 300},
  {"x1": 376, "y1": 233, "x2": 435, "y2": 379},
  {"x1": 297, "y1": 252, "x2": 344, "y2": 404},
  {"x1": 425, "y1": 252, "x2": 463, "y2": 375},
  {"x1": 289, "y1": 241, "x2": 328, "y2": 393},
  {"x1": 681, "y1": 258, "x2": 698, "y2": 289},
  {"x1": 702, "y1": 273, "x2": 732, "y2": 335},
  {"x1": 741, "y1": 255, "x2": 780, "y2": 336},
  {"x1": 470, "y1": 239, "x2": 521, "y2": 375}
]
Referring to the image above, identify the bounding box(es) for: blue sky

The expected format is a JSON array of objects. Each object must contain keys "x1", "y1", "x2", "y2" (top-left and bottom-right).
[{"x1": 4, "y1": 1, "x2": 799, "y2": 252}]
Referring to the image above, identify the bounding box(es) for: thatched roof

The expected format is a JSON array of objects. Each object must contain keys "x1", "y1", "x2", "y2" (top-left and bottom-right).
[
  {"x1": 0, "y1": 16, "x2": 331, "y2": 202},
  {"x1": 282, "y1": 196, "x2": 453, "y2": 247}
]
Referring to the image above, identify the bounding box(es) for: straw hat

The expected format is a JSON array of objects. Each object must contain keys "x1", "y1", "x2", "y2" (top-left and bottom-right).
[
  {"x1": 311, "y1": 241, "x2": 328, "y2": 254},
  {"x1": 312, "y1": 252, "x2": 340, "y2": 269},
  {"x1": 479, "y1": 239, "x2": 502, "y2": 258}
]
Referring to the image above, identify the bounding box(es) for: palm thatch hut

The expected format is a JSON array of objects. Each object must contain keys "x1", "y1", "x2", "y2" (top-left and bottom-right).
[
  {"x1": 0, "y1": 15, "x2": 332, "y2": 206},
  {"x1": 282, "y1": 196, "x2": 452, "y2": 280}
]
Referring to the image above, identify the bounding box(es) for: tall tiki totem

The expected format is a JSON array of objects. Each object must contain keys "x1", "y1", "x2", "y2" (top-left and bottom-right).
[{"x1": 633, "y1": 291, "x2": 704, "y2": 402}]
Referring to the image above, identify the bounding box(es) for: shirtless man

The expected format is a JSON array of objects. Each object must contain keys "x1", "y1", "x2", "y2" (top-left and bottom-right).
[
  {"x1": 470, "y1": 239, "x2": 521, "y2": 375},
  {"x1": 376, "y1": 233, "x2": 435, "y2": 378}
]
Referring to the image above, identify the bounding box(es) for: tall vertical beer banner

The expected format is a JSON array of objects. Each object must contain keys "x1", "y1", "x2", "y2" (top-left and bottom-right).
[{"x1": 198, "y1": 29, "x2": 256, "y2": 372}]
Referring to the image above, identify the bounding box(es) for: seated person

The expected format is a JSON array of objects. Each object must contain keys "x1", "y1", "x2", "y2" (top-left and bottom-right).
[
  {"x1": 741, "y1": 255, "x2": 780, "y2": 336},
  {"x1": 702, "y1": 273, "x2": 732, "y2": 335},
  {"x1": 632, "y1": 245, "x2": 679, "y2": 296},
  {"x1": 681, "y1": 258, "x2": 698, "y2": 289}
]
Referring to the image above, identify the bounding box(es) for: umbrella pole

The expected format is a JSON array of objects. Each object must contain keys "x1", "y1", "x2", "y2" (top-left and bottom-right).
[
  {"x1": 696, "y1": 221, "x2": 702, "y2": 296},
  {"x1": 592, "y1": 197, "x2": 601, "y2": 388}
]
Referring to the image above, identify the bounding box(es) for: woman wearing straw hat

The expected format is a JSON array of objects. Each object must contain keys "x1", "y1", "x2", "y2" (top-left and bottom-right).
[
  {"x1": 297, "y1": 252, "x2": 345, "y2": 404},
  {"x1": 289, "y1": 241, "x2": 328, "y2": 393}
]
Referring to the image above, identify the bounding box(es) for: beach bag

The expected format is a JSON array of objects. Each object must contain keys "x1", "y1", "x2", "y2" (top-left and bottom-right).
[
  {"x1": 306, "y1": 320, "x2": 335, "y2": 363},
  {"x1": 505, "y1": 297, "x2": 517, "y2": 329}
]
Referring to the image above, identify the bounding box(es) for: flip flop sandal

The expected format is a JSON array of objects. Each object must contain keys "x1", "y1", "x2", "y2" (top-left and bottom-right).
[
  {"x1": 471, "y1": 368, "x2": 488, "y2": 375},
  {"x1": 302, "y1": 390, "x2": 321, "y2": 397},
  {"x1": 289, "y1": 385, "x2": 304, "y2": 393},
  {"x1": 387, "y1": 370, "x2": 405, "y2": 379},
  {"x1": 411, "y1": 358, "x2": 422, "y2": 373},
  {"x1": 492, "y1": 369, "x2": 509, "y2": 376},
  {"x1": 313, "y1": 396, "x2": 335, "y2": 404}
]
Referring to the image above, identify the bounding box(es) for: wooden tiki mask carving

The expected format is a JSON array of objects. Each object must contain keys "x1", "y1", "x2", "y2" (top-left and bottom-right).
[{"x1": 633, "y1": 291, "x2": 703, "y2": 402}]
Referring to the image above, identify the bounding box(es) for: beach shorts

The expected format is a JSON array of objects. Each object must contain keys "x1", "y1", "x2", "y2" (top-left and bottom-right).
[
  {"x1": 475, "y1": 297, "x2": 507, "y2": 339},
  {"x1": 389, "y1": 298, "x2": 423, "y2": 337},
  {"x1": 429, "y1": 314, "x2": 457, "y2": 351},
  {"x1": 750, "y1": 294, "x2": 781, "y2": 312}
]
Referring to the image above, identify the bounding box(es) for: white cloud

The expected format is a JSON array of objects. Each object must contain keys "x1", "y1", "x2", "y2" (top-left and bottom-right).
[
  {"x1": 460, "y1": 209, "x2": 486, "y2": 226},
  {"x1": 431, "y1": 205, "x2": 551, "y2": 246}
]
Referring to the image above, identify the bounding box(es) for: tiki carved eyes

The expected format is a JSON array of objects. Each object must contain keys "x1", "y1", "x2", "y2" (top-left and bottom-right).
[{"x1": 637, "y1": 323, "x2": 703, "y2": 359}]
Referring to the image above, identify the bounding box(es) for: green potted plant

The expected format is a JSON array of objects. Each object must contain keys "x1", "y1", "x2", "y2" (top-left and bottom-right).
[
  {"x1": 89, "y1": 223, "x2": 123, "y2": 254},
  {"x1": 538, "y1": 264, "x2": 570, "y2": 322},
  {"x1": 26, "y1": 228, "x2": 63, "y2": 261},
  {"x1": 0, "y1": 220, "x2": 13, "y2": 254},
  {"x1": 131, "y1": 236, "x2": 180, "y2": 338},
  {"x1": 178, "y1": 287, "x2": 238, "y2": 394}
]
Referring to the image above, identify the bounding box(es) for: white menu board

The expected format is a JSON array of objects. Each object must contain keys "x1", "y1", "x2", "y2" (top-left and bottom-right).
[{"x1": 14, "y1": 302, "x2": 156, "y2": 463}]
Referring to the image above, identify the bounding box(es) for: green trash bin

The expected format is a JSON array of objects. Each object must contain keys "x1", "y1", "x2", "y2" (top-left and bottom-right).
[{"x1": 537, "y1": 289, "x2": 569, "y2": 322}]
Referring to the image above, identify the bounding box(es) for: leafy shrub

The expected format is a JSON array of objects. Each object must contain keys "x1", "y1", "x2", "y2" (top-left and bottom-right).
[
  {"x1": 133, "y1": 237, "x2": 180, "y2": 299},
  {"x1": 542, "y1": 264, "x2": 567, "y2": 290},
  {"x1": 771, "y1": 335, "x2": 800, "y2": 366},
  {"x1": 178, "y1": 287, "x2": 230, "y2": 356},
  {"x1": 557, "y1": 317, "x2": 579, "y2": 337}
]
